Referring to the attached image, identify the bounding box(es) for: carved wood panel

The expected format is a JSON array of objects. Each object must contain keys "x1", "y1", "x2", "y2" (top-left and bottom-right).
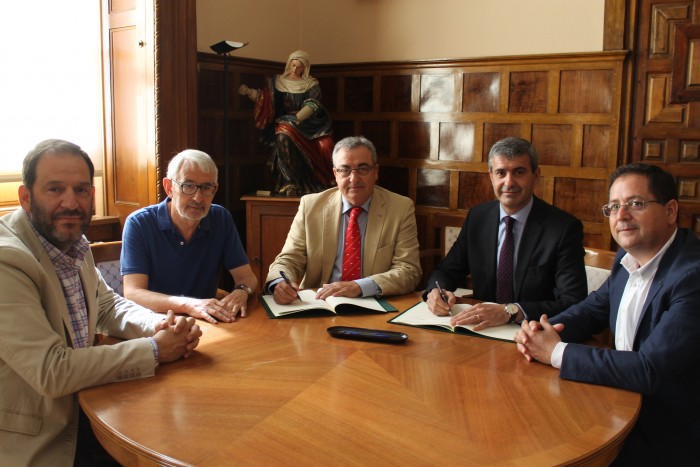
[{"x1": 632, "y1": 0, "x2": 700, "y2": 234}]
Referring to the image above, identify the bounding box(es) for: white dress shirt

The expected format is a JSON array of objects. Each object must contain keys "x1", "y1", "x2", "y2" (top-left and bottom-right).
[{"x1": 551, "y1": 229, "x2": 677, "y2": 368}]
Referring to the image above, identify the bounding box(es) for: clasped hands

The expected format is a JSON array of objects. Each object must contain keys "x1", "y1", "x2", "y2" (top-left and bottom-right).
[
  {"x1": 273, "y1": 278, "x2": 361, "y2": 304},
  {"x1": 426, "y1": 289, "x2": 510, "y2": 330},
  {"x1": 153, "y1": 310, "x2": 202, "y2": 363},
  {"x1": 514, "y1": 315, "x2": 565, "y2": 365},
  {"x1": 185, "y1": 292, "x2": 249, "y2": 324}
]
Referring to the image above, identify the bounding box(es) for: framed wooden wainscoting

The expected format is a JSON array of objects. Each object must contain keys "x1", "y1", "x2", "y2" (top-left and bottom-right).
[{"x1": 201, "y1": 51, "x2": 627, "y2": 282}]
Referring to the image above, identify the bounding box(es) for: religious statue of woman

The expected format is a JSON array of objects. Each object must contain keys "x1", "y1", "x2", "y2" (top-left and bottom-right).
[{"x1": 239, "y1": 50, "x2": 334, "y2": 197}]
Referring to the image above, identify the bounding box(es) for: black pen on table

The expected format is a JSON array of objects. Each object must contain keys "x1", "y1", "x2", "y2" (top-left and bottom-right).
[
  {"x1": 435, "y1": 281, "x2": 452, "y2": 315},
  {"x1": 279, "y1": 271, "x2": 302, "y2": 301}
]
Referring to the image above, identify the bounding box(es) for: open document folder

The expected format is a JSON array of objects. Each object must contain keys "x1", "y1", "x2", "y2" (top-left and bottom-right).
[
  {"x1": 261, "y1": 289, "x2": 397, "y2": 318},
  {"x1": 389, "y1": 301, "x2": 518, "y2": 342}
]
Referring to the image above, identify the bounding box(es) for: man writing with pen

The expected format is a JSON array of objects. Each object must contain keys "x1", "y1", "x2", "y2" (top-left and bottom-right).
[
  {"x1": 265, "y1": 136, "x2": 422, "y2": 304},
  {"x1": 424, "y1": 137, "x2": 588, "y2": 329}
]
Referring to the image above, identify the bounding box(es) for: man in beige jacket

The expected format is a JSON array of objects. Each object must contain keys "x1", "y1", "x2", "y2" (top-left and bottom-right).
[
  {"x1": 0, "y1": 139, "x2": 202, "y2": 466},
  {"x1": 266, "y1": 136, "x2": 421, "y2": 304}
]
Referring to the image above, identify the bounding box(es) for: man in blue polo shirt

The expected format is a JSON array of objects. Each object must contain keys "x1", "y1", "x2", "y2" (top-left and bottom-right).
[{"x1": 121, "y1": 149, "x2": 257, "y2": 324}]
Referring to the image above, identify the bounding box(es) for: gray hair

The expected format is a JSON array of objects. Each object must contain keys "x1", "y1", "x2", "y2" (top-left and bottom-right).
[
  {"x1": 23, "y1": 139, "x2": 94, "y2": 190},
  {"x1": 487, "y1": 137, "x2": 539, "y2": 172},
  {"x1": 332, "y1": 136, "x2": 378, "y2": 166},
  {"x1": 166, "y1": 149, "x2": 218, "y2": 181}
]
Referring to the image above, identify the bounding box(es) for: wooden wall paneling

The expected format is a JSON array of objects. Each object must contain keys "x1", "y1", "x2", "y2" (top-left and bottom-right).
[
  {"x1": 463, "y1": 72, "x2": 500, "y2": 113},
  {"x1": 438, "y1": 122, "x2": 476, "y2": 162},
  {"x1": 632, "y1": 0, "x2": 700, "y2": 235},
  {"x1": 380, "y1": 75, "x2": 412, "y2": 112},
  {"x1": 671, "y1": 24, "x2": 700, "y2": 101},
  {"x1": 509, "y1": 71, "x2": 549, "y2": 113},
  {"x1": 604, "y1": 0, "x2": 632, "y2": 51},
  {"x1": 199, "y1": 51, "x2": 627, "y2": 283}
]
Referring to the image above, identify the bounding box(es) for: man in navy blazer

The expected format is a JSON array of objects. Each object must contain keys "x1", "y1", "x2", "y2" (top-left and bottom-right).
[
  {"x1": 425, "y1": 137, "x2": 588, "y2": 329},
  {"x1": 516, "y1": 163, "x2": 700, "y2": 465}
]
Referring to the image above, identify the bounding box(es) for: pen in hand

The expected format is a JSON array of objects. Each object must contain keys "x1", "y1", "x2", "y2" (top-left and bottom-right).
[
  {"x1": 280, "y1": 271, "x2": 302, "y2": 301},
  {"x1": 435, "y1": 281, "x2": 452, "y2": 315}
]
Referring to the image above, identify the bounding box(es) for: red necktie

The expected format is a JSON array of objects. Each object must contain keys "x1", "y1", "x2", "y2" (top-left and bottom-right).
[
  {"x1": 341, "y1": 207, "x2": 362, "y2": 281},
  {"x1": 496, "y1": 216, "x2": 514, "y2": 304}
]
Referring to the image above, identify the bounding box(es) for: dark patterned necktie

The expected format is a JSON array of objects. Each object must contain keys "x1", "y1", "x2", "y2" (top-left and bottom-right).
[
  {"x1": 496, "y1": 216, "x2": 514, "y2": 304},
  {"x1": 341, "y1": 207, "x2": 362, "y2": 281}
]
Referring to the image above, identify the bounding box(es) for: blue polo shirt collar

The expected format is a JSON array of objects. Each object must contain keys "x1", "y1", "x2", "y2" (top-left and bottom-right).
[{"x1": 155, "y1": 198, "x2": 212, "y2": 236}]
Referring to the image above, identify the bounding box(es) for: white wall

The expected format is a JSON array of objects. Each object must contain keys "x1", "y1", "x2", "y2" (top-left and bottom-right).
[{"x1": 197, "y1": 0, "x2": 605, "y2": 63}]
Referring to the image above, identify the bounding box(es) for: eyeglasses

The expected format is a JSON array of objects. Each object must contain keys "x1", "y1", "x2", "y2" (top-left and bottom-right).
[
  {"x1": 171, "y1": 179, "x2": 218, "y2": 196},
  {"x1": 601, "y1": 199, "x2": 664, "y2": 217},
  {"x1": 334, "y1": 165, "x2": 375, "y2": 178}
]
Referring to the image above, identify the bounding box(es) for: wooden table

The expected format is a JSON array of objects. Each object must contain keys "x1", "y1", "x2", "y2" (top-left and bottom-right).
[{"x1": 79, "y1": 294, "x2": 640, "y2": 466}]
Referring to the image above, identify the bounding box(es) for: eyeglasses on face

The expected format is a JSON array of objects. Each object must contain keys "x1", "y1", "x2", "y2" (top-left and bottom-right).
[
  {"x1": 171, "y1": 179, "x2": 218, "y2": 196},
  {"x1": 601, "y1": 199, "x2": 664, "y2": 217},
  {"x1": 334, "y1": 165, "x2": 375, "y2": 178}
]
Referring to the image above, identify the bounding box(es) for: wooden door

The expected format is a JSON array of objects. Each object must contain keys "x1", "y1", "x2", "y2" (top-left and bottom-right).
[
  {"x1": 631, "y1": 0, "x2": 700, "y2": 232},
  {"x1": 102, "y1": 0, "x2": 157, "y2": 225}
]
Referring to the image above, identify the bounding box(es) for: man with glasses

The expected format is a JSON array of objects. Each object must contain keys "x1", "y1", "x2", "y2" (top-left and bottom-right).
[
  {"x1": 515, "y1": 163, "x2": 700, "y2": 465},
  {"x1": 122, "y1": 149, "x2": 258, "y2": 324},
  {"x1": 266, "y1": 136, "x2": 421, "y2": 304},
  {"x1": 424, "y1": 137, "x2": 588, "y2": 329}
]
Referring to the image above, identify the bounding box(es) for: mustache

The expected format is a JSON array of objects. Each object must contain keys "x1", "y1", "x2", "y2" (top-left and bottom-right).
[{"x1": 52, "y1": 209, "x2": 88, "y2": 219}]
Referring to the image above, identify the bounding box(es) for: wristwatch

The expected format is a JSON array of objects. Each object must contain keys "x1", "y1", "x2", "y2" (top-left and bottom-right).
[
  {"x1": 504, "y1": 303, "x2": 519, "y2": 323},
  {"x1": 235, "y1": 284, "x2": 254, "y2": 297}
]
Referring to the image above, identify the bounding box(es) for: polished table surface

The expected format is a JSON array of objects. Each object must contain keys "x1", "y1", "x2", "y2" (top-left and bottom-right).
[{"x1": 79, "y1": 294, "x2": 640, "y2": 466}]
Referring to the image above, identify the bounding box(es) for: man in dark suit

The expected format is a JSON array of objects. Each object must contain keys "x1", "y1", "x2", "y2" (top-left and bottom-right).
[
  {"x1": 425, "y1": 137, "x2": 588, "y2": 329},
  {"x1": 516, "y1": 163, "x2": 700, "y2": 465}
]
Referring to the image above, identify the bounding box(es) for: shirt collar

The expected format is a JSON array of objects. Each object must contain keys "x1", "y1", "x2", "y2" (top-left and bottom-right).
[
  {"x1": 341, "y1": 196, "x2": 372, "y2": 214},
  {"x1": 156, "y1": 198, "x2": 212, "y2": 233},
  {"x1": 621, "y1": 228, "x2": 678, "y2": 275},
  {"x1": 499, "y1": 196, "x2": 534, "y2": 224}
]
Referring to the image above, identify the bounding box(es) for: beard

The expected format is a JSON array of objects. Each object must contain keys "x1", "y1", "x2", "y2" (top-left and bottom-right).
[{"x1": 29, "y1": 197, "x2": 91, "y2": 251}]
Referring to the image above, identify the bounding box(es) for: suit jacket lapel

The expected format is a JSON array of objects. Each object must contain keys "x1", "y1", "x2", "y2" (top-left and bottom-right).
[
  {"x1": 480, "y1": 203, "x2": 500, "y2": 297},
  {"x1": 363, "y1": 188, "x2": 385, "y2": 275},
  {"x1": 14, "y1": 211, "x2": 79, "y2": 346},
  {"x1": 608, "y1": 264, "x2": 628, "y2": 336},
  {"x1": 514, "y1": 198, "x2": 544, "y2": 297},
  {"x1": 633, "y1": 231, "x2": 684, "y2": 346},
  {"x1": 321, "y1": 192, "x2": 342, "y2": 282}
]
